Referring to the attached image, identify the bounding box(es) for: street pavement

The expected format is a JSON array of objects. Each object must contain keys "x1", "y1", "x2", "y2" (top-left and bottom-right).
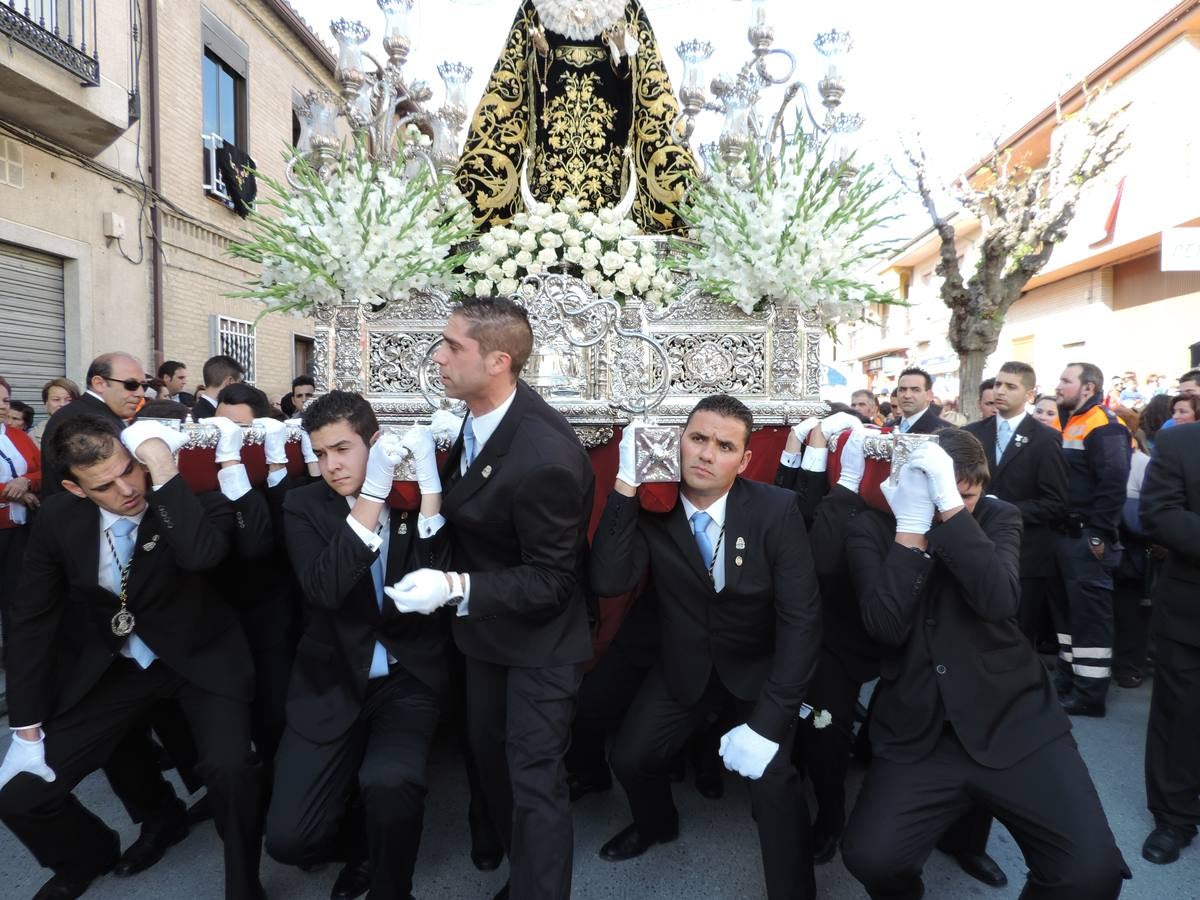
[{"x1": 0, "y1": 674, "x2": 1196, "y2": 899}]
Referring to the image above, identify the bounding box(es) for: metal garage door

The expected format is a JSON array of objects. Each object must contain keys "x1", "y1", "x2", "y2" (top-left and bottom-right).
[{"x1": 0, "y1": 242, "x2": 66, "y2": 417}]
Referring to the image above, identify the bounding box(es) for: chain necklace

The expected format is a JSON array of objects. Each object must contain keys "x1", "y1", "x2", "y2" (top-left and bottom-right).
[
  {"x1": 705, "y1": 524, "x2": 726, "y2": 587},
  {"x1": 104, "y1": 528, "x2": 136, "y2": 637}
]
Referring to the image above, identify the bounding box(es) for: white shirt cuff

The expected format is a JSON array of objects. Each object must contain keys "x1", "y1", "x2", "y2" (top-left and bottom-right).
[
  {"x1": 779, "y1": 450, "x2": 802, "y2": 469},
  {"x1": 266, "y1": 468, "x2": 288, "y2": 488},
  {"x1": 346, "y1": 513, "x2": 384, "y2": 551},
  {"x1": 456, "y1": 573, "x2": 471, "y2": 616},
  {"x1": 217, "y1": 464, "x2": 253, "y2": 501},
  {"x1": 418, "y1": 512, "x2": 445, "y2": 538},
  {"x1": 800, "y1": 447, "x2": 829, "y2": 473}
]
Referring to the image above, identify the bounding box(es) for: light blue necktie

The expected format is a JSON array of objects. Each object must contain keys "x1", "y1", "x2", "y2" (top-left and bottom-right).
[
  {"x1": 997, "y1": 418, "x2": 1012, "y2": 463},
  {"x1": 463, "y1": 418, "x2": 478, "y2": 467},
  {"x1": 899, "y1": 418, "x2": 911, "y2": 434},
  {"x1": 691, "y1": 511, "x2": 714, "y2": 570},
  {"x1": 110, "y1": 518, "x2": 157, "y2": 669},
  {"x1": 368, "y1": 526, "x2": 389, "y2": 679}
]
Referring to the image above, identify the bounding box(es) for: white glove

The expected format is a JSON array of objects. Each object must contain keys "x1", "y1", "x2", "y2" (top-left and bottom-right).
[
  {"x1": 400, "y1": 425, "x2": 441, "y2": 495},
  {"x1": 298, "y1": 429, "x2": 318, "y2": 464},
  {"x1": 385, "y1": 568, "x2": 453, "y2": 615},
  {"x1": 907, "y1": 442, "x2": 963, "y2": 513},
  {"x1": 718, "y1": 723, "x2": 779, "y2": 781},
  {"x1": 0, "y1": 732, "x2": 56, "y2": 791},
  {"x1": 121, "y1": 420, "x2": 189, "y2": 461},
  {"x1": 790, "y1": 417, "x2": 821, "y2": 445},
  {"x1": 820, "y1": 412, "x2": 865, "y2": 442},
  {"x1": 209, "y1": 416, "x2": 244, "y2": 464},
  {"x1": 361, "y1": 433, "x2": 406, "y2": 502},
  {"x1": 880, "y1": 464, "x2": 936, "y2": 535},
  {"x1": 617, "y1": 420, "x2": 644, "y2": 487},
  {"x1": 254, "y1": 417, "x2": 289, "y2": 465},
  {"x1": 837, "y1": 429, "x2": 869, "y2": 494},
  {"x1": 430, "y1": 408, "x2": 465, "y2": 446}
]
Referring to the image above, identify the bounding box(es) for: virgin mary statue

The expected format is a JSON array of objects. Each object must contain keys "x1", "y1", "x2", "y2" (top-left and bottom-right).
[{"x1": 455, "y1": 0, "x2": 698, "y2": 234}]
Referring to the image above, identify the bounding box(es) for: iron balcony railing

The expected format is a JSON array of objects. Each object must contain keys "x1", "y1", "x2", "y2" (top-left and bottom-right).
[{"x1": 0, "y1": 0, "x2": 100, "y2": 86}]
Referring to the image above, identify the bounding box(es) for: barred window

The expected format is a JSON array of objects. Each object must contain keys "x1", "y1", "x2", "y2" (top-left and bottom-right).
[
  {"x1": 0, "y1": 138, "x2": 24, "y2": 189},
  {"x1": 211, "y1": 315, "x2": 256, "y2": 383}
]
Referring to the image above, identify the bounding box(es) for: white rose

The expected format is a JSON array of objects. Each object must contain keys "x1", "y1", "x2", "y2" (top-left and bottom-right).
[
  {"x1": 512, "y1": 213, "x2": 530, "y2": 229},
  {"x1": 635, "y1": 275, "x2": 651, "y2": 293},
  {"x1": 562, "y1": 228, "x2": 584, "y2": 248},
  {"x1": 579, "y1": 252, "x2": 600, "y2": 270},
  {"x1": 498, "y1": 278, "x2": 519, "y2": 296},
  {"x1": 582, "y1": 269, "x2": 602, "y2": 286},
  {"x1": 527, "y1": 214, "x2": 546, "y2": 231},
  {"x1": 558, "y1": 196, "x2": 581, "y2": 215},
  {"x1": 624, "y1": 262, "x2": 642, "y2": 280},
  {"x1": 538, "y1": 247, "x2": 559, "y2": 265},
  {"x1": 598, "y1": 208, "x2": 618, "y2": 225},
  {"x1": 486, "y1": 265, "x2": 504, "y2": 283},
  {"x1": 584, "y1": 237, "x2": 603, "y2": 256},
  {"x1": 578, "y1": 212, "x2": 599, "y2": 230},
  {"x1": 519, "y1": 232, "x2": 539, "y2": 252},
  {"x1": 540, "y1": 232, "x2": 564, "y2": 250},
  {"x1": 474, "y1": 279, "x2": 494, "y2": 298},
  {"x1": 532, "y1": 201, "x2": 554, "y2": 218},
  {"x1": 618, "y1": 240, "x2": 638, "y2": 258},
  {"x1": 619, "y1": 219, "x2": 639, "y2": 237},
  {"x1": 502, "y1": 259, "x2": 519, "y2": 278},
  {"x1": 600, "y1": 251, "x2": 626, "y2": 275},
  {"x1": 614, "y1": 271, "x2": 633, "y2": 293},
  {"x1": 547, "y1": 212, "x2": 571, "y2": 231},
  {"x1": 515, "y1": 250, "x2": 535, "y2": 266},
  {"x1": 597, "y1": 279, "x2": 617, "y2": 298},
  {"x1": 645, "y1": 289, "x2": 663, "y2": 304},
  {"x1": 565, "y1": 245, "x2": 585, "y2": 264},
  {"x1": 595, "y1": 223, "x2": 620, "y2": 242},
  {"x1": 526, "y1": 261, "x2": 544, "y2": 275}
]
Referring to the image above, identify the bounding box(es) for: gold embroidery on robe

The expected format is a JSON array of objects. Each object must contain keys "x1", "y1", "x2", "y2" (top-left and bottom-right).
[{"x1": 455, "y1": 0, "x2": 698, "y2": 234}]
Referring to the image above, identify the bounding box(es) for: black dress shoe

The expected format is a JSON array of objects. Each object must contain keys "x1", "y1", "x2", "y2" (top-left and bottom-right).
[
  {"x1": 331, "y1": 859, "x2": 372, "y2": 899},
  {"x1": 567, "y1": 768, "x2": 612, "y2": 802},
  {"x1": 599, "y1": 822, "x2": 679, "y2": 862},
  {"x1": 113, "y1": 817, "x2": 190, "y2": 876},
  {"x1": 948, "y1": 851, "x2": 1007, "y2": 888},
  {"x1": 468, "y1": 801, "x2": 504, "y2": 872},
  {"x1": 34, "y1": 845, "x2": 120, "y2": 900},
  {"x1": 1142, "y1": 824, "x2": 1194, "y2": 864},
  {"x1": 186, "y1": 793, "x2": 213, "y2": 825},
  {"x1": 1060, "y1": 696, "x2": 1106, "y2": 717},
  {"x1": 694, "y1": 768, "x2": 724, "y2": 800},
  {"x1": 812, "y1": 831, "x2": 840, "y2": 865}
]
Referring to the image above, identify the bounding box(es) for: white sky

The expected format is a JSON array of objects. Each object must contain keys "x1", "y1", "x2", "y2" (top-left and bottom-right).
[{"x1": 288, "y1": 0, "x2": 1178, "y2": 230}]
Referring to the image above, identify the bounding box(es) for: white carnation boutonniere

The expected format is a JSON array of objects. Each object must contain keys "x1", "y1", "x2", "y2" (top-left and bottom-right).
[{"x1": 813, "y1": 709, "x2": 834, "y2": 730}]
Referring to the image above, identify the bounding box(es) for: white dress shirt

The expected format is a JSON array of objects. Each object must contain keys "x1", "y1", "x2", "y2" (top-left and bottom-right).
[
  {"x1": 459, "y1": 388, "x2": 518, "y2": 475},
  {"x1": 996, "y1": 409, "x2": 1028, "y2": 461},
  {"x1": 98, "y1": 505, "x2": 158, "y2": 668},
  {"x1": 679, "y1": 489, "x2": 730, "y2": 592},
  {"x1": 899, "y1": 407, "x2": 930, "y2": 433}
]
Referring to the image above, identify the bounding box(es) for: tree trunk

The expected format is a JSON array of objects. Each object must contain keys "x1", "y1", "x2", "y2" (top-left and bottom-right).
[{"x1": 957, "y1": 349, "x2": 988, "y2": 422}]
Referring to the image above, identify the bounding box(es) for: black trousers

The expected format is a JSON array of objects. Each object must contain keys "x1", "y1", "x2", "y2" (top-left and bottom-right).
[
  {"x1": 610, "y1": 665, "x2": 815, "y2": 900},
  {"x1": 0, "y1": 657, "x2": 263, "y2": 899},
  {"x1": 265, "y1": 667, "x2": 440, "y2": 900},
  {"x1": 1113, "y1": 575, "x2": 1151, "y2": 680},
  {"x1": 1053, "y1": 534, "x2": 1120, "y2": 705},
  {"x1": 0, "y1": 524, "x2": 29, "y2": 650},
  {"x1": 842, "y1": 731, "x2": 1126, "y2": 900},
  {"x1": 1017, "y1": 576, "x2": 1055, "y2": 647},
  {"x1": 792, "y1": 649, "x2": 861, "y2": 839},
  {"x1": 1145, "y1": 636, "x2": 1200, "y2": 833},
  {"x1": 465, "y1": 656, "x2": 581, "y2": 900}
]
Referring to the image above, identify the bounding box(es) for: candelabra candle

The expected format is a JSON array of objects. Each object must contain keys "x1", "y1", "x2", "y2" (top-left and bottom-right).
[
  {"x1": 437, "y1": 62, "x2": 473, "y2": 117},
  {"x1": 718, "y1": 87, "x2": 755, "y2": 165},
  {"x1": 379, "y1": 0, "x2": 414, "y2": 66},
  {"x1": 306, "y1": 90, "x2": 342, "y2": 153},
  {"x1": 331, "y1": 19, "x2": 370, "y2": 97}
]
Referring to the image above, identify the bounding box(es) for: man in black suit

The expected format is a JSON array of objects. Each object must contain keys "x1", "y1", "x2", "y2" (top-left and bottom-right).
[
  {"x1": 590, "y1": 394, "x2": 822, "y2": 900},
  {"x1": 191, "y1": 355, "x2": 245, "y2": 420},
  {"x1": 840, "y1": 429, "x2": 1125, "y2": 900},
  {"x1": 0, "y1": 416, "x2": 263, "y2": 900},
  {"x1": 40, "y1": 352, "x2": 148, "y2": 497},
  {"x1": 389, "y1": 298, "x2": 594, "y2": 900},
  {"x1": 156, "y1": 361, "x2": 194, "y2": 407},
  {"x1": 964, "y1": 361, "x2": 1069, "y2": 642},
  {"x1": 264, "y1": 391, "x2": 449, "y2": 900},
  {"x1": 892, "y1": 367, "x2": 954, "y2": 435},
  {"x1": 1139, "y1": 421, "x2": 1200, "y2": 865}
]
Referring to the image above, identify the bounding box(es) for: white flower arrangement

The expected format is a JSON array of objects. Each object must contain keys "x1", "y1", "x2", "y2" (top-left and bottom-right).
[
  {"x1": 673, "y1": 120, "x2": 900, "y2": 329},
  {"x1": 465, "y1": 196, "x2": 678, "y2": 306},
  {"x1": 229, "y1": 134, "x2": 476, "y2": 317}
]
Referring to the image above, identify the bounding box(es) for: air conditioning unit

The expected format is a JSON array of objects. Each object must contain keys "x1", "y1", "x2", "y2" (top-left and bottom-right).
[{"x1": 201, "y1": 133, "x2": 233, "y2": 206}]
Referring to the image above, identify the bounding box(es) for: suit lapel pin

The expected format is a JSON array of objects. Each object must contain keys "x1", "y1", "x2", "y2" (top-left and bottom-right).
[
  {"x1": 482, "y1": 465, "x2": 493, "y2": 479},
  {"x1": 735, "y1": 536, "x2": 745, "y2": 550},
  {"x1": 141, "y1": 535, "x2": 159, "y2": 552},
  {"x1": 735, "y1": 555, "x2": 744, "y2": 567},
  {"x1": 398, "y1": 524, "x2": 408, "y2": 535}
]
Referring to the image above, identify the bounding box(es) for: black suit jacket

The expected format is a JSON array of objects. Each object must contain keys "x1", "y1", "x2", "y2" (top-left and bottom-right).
[
  {"x1": 441, "y1": 381, "x2": 594, "y2": 668},
  {"x1": 282, "y1": 480, "x2": 449, "y2": 743},
  {"x1": 590, "y1": 478, "x2": 822, "y2": 743},
  {"x1": 846, "y1": 497, "x2": 1069, "y2": 768},
  {"x1": 191, "y1": 395, "x2": 218, "y2": 420},
  {"x1": 1140, "y1": 423, "x2": 1200, "y2": 647},
  {"x1": 9, "y1": 475, "x2": 254, "y2": 727},
  {"x1": 964, "y1": 414, "x2": 1069, "y2": 577},
  {"x1": 39, "y1": 393, "x2": 126, "y2": 497},
  {"x1": 172, "y1": 391, "x2": 196, "y2": 407},
  {"x1": 901, "y1": 407, "x2": 955, "y2": 435}
]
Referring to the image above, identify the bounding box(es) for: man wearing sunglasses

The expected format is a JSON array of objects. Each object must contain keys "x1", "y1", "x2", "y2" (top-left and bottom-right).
[{"x1": 40, "y1": 352, "x2": 146, "y2": 498}]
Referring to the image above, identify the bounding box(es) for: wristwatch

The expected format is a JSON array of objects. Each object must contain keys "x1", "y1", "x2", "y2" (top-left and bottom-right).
[
  {"x1": 446, "y1": 572, "x2": 466, "y2": 607},
  {"x1": 1088, "y1": 536, "x2": 1104, "y2": 548}
]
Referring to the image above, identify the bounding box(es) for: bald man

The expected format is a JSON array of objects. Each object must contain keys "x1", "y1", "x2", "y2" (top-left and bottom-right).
[{"x1": 40, "y1": 353, "x2": 148, "y2": 498}]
